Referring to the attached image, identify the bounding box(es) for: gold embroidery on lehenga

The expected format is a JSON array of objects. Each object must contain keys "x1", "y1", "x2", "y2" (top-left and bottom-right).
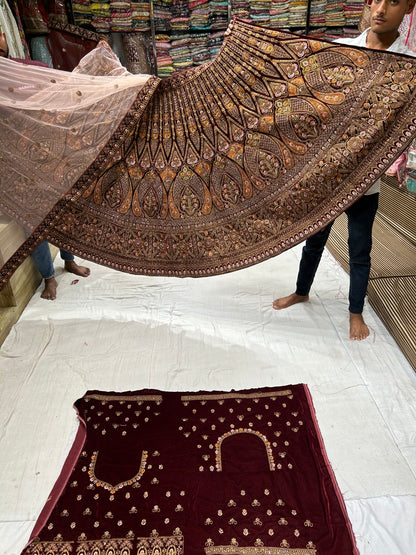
[
  {"x1": 88, "y1": 450, "x2": 148, "y2": 493},
  {"x1": 24, "y1": 384, "x2": 350, "y2": 554},
  {"x1": 85, "y1": 394, "x2": 164, "y2": 402},
  {"x1": 181, "y1": 390, "x2": 292, "y2": 402},
  {"x1": 205, "y1": 544, "x2": 315, "y2": 554},
  {"x1": 24, "y1": 531, "x2": 184, "y2": 555},
  {"x1": 215, "y1": 429, "x2": 275, "y2": 471}
]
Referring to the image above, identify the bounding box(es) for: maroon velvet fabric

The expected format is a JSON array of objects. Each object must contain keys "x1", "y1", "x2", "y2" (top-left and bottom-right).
[
  {"x1": 46, "y1": 23, "x2": 100, "y2": 71},
  {"x1": 22, "y1": 385, "x2": 357, "y2": 554}
]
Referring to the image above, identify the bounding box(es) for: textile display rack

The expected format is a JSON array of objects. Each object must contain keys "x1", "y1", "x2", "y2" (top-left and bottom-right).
[{"x1": 63, "y1": 0, "x2": 366, "y2": 76}]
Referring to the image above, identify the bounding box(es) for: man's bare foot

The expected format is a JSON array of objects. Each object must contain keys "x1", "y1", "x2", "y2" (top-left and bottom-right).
[
  {"x1": 273, "y1": 292, "x2": 309, "y2": 310},
  {"x1": 349, "y1": 312, "x2": 370, "y2": 341},
  {"x1": 64, "y1": 260, "x2": 90, "y2": 277},
  {"x1": 41, "y1": 277, "x2": 58, "y2": 300}
]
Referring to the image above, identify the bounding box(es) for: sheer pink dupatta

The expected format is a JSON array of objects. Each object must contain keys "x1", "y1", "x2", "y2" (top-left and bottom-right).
[{"x1": 0, "y1": 41, "x2": 155, "y2": 282}]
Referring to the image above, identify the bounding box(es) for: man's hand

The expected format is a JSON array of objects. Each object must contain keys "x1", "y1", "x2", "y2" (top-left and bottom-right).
[{"x1": 0, "y1": 31, "x2": 8, "y2": 58}]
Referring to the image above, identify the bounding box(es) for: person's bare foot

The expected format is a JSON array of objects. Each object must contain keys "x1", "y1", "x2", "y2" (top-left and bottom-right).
[
  {"x1": 349, "y1": 312, "x2": 370, "y2": 341},
  {"x1": 40, "y1": 277, "x2": 58, "y2": 300},
  {"x1": 64, "y1": 260, "x2": 90, "y2": 277},
  {"x1": 273, "y1": 292, "x2": 309, "y2": 310}
]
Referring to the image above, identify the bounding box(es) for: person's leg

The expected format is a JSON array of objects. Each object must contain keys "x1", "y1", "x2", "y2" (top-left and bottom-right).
[
  {"x1": 346, "y1": 193, "x2": 379, "y2": 340},
  {"x1": 31, "y1": 241, "x2": 57, "y2": 300},
  {"x1": 295, "y1": 223, "x2": 333, "y2": 295},
  {"x1": 60, "y1": 249, "x2": 90, "y2": 277},
  {"x1": 273, "y1": 223, "x2": 333, "y2": 309},
  {"x1": 32, "y1": 241, "x2": 54, "y2": 279},
  {"x1": 59, "y1": 249, "x2": 74, "y2": 262}
]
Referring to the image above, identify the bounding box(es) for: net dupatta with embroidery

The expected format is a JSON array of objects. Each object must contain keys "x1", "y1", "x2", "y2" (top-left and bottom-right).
[
  {"x1": 2, "y1": 18, "x2": 416, "y2": 283},
  {"x1": 0, "y1": 40, "x2": 156, "y2": 278}
]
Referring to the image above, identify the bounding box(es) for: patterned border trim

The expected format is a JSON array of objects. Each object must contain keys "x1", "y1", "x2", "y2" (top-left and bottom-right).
[
  {"x1": 216, "y1": 430, "x2": 275, "y2": 471},
  {"x1": 88, "y1": 450, "x2": 148, "y2": 493},
  {"x1": 181, "y1": 391, "x2": 293, "y2": 401},
  {"x1": 48, "y1": 20, "x2": 102, "y2": 42},
  {"x1": 84, "y1": 394, "x2": 163, "y2": 402},
  {"x1": 25, "y1": 531, "x2": 184, "y2": 555},
  {"x1": 205, "y1": 547, "x2": 316, "y2": 555}
]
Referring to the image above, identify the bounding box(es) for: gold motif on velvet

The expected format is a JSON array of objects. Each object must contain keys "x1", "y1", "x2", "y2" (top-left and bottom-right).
[
  {"x1": 181, "y1": 391, "x2": 293, "y2": 402},
  {"x1": 88, "y1": 450, "x2": 148, "y2": 493},
  {"x1": 84, "y1": 394, "x2": 164, "y2": 403},
  {"x1": 204, "y1": 547, "x2": 315, "y2": 554},
  {"x1": 20, "y1": 387, "x2": 358, "y2": 555},
  {"x1": 215, "y1": 430, "x2": 275, "y2": 471},
  {"x1": 37, "y1": 19, "x2": 416, "y2": 279},
  {"x1": 24, "y1": 530, "x2": 184, "y2": 555}
]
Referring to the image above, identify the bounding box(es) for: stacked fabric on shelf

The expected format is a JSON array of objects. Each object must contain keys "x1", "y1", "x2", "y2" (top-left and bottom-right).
[
  {"x1": 90, "y1": 1, "x2": 111, "y2": 33},
  {"x1": 155, "y1": 33, "x2": 174, "y2": 76},
  {"x1": 173, "y1": 32, "x2": 206, "y2": 64},
  {"x1": 170, "y1": 0, "x2": 190, "y2": 32},
  {"x1": 170, "y1": 40, "x2": 193, "y2": 70},
  {"x1": 341, "y1": 26, "x2": 361, "y2": 38},
  {"x1": 344, "y1": 0, "x2": 364, "y2": 28},
  {"x1": 170, "y1": 16, "x2": 190, "y2": 31},
  {"x1": 189, "y1": 0, "x2": 211, "y2": 30},
  {"x1": 325, "y1": 0, "x2": 345, "y2": 27},
  {"x1": 207, "y1": 29, "x2": 225, "y2": 57},
  {"x1": 269, "y1": 0, "x2": 290, "y2": 28},
  {"x1": 309, "y1": 0, "x2": 326, "y2": 29},
  {"x1": 342, "y1": 27, "x2": 360, "y2": 38},
  {"x1": 131, "y1": 1, "x2": 150, "y2": 31},
  {"x1": 154, "y1": 28, "x2": 226, "y2": 78},
  {"x1": 230, "y1": 0, "x2": 250, "y2": 21},
  {"x1": 72, "y1": 0, "x2": 92, "y2": 27},
  {"x1": 172, "y1": 0, "x2": 190, "y2": 17},
  {"x1": 249, "y1": 0, "x2": 271, "y2": 26},
  {"x1": 169, "y1": 33, "x2": 190, "y2": 50},
  {"x1": 189, "y1": 33, "x2": 211, "y2": 64},
  {"x1": 210, "y1": 0, "x2": 228, "y2": 30},
  {"x1": 308, "y1": 27, "x2": 327, "y2": 37},
  {"x1": 153, "y1": 0, "x2": 172, "y2": 32},
  {"x1": 110, "y1": 0, "x2": 133, "y2": 31},
  {"x1": 288, "y1": 0, "x2": 308, "y2": 28}
]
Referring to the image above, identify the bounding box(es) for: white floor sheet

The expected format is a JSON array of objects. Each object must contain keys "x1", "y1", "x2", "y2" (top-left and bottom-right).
[{"x1": 0, "y1": 245, "x2": 415, "y2": 555}]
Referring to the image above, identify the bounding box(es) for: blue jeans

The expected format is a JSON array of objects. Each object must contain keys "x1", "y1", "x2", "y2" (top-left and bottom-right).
[
  {"x1": 31, "y1": 241, "x2": 74, "y2": 280},
  {"x1": 295, "y1": 193, "x2": 379, "y2": 314}
]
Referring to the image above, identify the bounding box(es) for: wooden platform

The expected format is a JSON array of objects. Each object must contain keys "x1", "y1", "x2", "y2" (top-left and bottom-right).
[{"x1": 0, "y1": 213, "x2": 57, "y2": 346}]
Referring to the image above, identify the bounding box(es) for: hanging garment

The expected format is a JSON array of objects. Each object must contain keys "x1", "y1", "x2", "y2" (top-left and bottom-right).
[
  {"x1": 0, "y1": 0, "x2": 26, "y2": 57},
  {"x1": 46, "y1": 20, "x2": 102, "y2": 70},
  {"x1": 16, "y1": 0, "x2": 49, "y2": 36},
  {"x1": 1, "y1": 19, "x2": 416, "y2": 284}
]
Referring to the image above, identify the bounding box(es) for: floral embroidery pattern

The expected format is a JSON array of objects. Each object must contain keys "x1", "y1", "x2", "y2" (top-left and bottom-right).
[
  {"x1": 24, "y1": 530, "x2": 184, "y2": 555},
  {"x1": 32, "y1": 19, "x2": 416, "y2": 280}
]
